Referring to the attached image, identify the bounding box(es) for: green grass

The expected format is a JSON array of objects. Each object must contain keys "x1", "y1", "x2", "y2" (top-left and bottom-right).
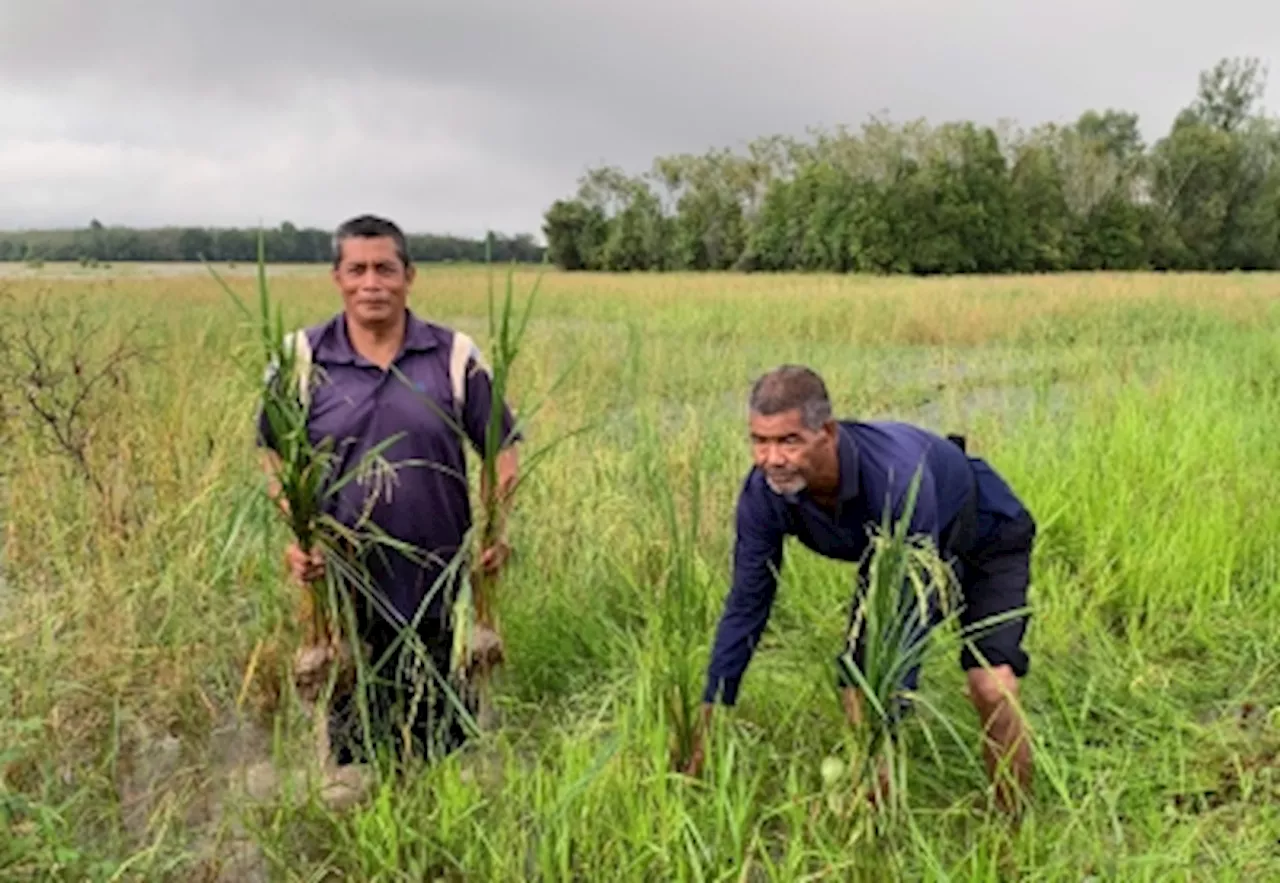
[{"x1": 1, "y1": 268, "x2": 1279, "y2": 880}]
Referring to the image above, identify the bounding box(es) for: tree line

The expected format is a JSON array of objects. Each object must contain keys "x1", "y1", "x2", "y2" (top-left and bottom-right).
[
  {"x1": 0, "y1": 222, "x2": 545, "y2": 265},
  {"x1": 542, "y1": 57, "x2": 1280, "y2": 274}
]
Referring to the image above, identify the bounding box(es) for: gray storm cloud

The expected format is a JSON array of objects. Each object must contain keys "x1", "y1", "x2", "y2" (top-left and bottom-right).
[{"x1": 1, "y1": 0, "x2": 1276, "y2": 235}]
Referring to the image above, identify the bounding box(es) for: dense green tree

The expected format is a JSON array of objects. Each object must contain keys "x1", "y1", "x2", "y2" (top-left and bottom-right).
[
  {"x1": 542, "y1": 199, "x2": 608, "y2": 271},
  {"x1": 600, "y1": 181, "x2": 670, "y2": 272},
  {"x1": 1006, "y1": 129, "x2": 1073, "y2": 271},
  {"x1": 178, "y1": 228, "x2": 215, "y2": 262},
  {"x1": 540, "y1": 56, "x2": 1280, "y2": 275},
  {"x1": 656, "y1": 152, "x2": 749, "y2": 270}
]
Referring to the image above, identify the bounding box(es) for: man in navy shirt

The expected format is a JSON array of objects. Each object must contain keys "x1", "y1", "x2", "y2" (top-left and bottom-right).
[
  {"x1": 687, "y1": 365, "x2": 1036, "y2": 811},
  {"x1": 258, "y1": 215, "x2": 520, "y2": 767}
]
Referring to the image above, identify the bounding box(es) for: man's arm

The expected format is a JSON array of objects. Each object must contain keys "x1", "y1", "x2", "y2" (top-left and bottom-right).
[
  {"x1": 459, "y1": 349, "x2": 523, "y2": 571},
  {"x1": 260, "y1": 449, "x2": 288, "y2": 516},
  {"x1": 256, "y1": 394, "x2": 298, "y2": 521},
  {"x1": 483, "y1": 445, "x2": 519, "y2": 515},
  {"x1": 702, "y1": 491, "x2": 786, "y2": 705},
  {"x1": 683, "y1": 478, "x2": 786, "y2": 774},
  {"x1": 257, "y1": 416, "x2": 319, "y2": 576},
  {"x1": 479, "y1": 445, "x2": 519, "y2": 572}
]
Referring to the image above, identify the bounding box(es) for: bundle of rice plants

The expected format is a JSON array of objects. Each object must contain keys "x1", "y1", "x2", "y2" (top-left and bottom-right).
[{"x1": 835, "y1": 465, "x2": 967, "y2": 817}]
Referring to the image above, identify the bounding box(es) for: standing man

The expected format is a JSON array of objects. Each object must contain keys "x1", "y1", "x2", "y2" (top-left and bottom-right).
[
  {"x1": 257, "y1": 214, "x2": 520, "y2": 767},
  {"x1": 687, "y1": 365, "x2": 1036, "y2": 812}
]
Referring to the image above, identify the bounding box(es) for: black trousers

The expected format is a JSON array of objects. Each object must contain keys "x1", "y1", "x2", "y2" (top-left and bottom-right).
[
  {"x1": 952, "y1": 511, "x2": 1036, "y2": 677},
  {"x1": 327, "y1": 609, "x2": 475, "y2": 767}
]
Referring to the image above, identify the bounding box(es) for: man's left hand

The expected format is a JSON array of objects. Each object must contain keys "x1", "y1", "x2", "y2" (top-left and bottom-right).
[{"x1": 479, "y1": 536, "x2": 513, "y2": 575}]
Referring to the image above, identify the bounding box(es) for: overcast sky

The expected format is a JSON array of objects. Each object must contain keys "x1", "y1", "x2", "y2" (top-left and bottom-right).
[{"x1": 2, "y1": 1, "x2": 1277, "y2": 239}]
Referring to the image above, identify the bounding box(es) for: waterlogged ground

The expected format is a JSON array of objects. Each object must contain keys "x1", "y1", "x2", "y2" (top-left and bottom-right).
[{"x1": 2, "y1": 264, "x2": 1279, "y2": 880}]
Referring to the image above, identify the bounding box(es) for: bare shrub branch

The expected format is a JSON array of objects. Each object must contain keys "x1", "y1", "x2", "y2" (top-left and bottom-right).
[{"x1": 0, "y1": 288, "x2": 151, "y2": 497}]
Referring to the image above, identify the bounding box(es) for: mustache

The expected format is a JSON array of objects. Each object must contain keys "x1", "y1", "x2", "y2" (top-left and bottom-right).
[{"x1": 764, "y1": 468, "x2": 806, "y2": 490}]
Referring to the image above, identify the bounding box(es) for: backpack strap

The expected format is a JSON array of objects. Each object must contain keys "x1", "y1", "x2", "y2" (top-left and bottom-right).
[
  {"x1": 448, "y1": 330, "x2": 490, "y2": 420},
  {"x1": 279, "y1": 325, "x2": 477, "y2": 421},
  {"x1": 281, "y1": 327, "x2": 314, "y2": 408}
]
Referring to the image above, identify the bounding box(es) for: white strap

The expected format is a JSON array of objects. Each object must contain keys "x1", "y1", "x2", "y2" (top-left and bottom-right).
[
  {"x1": 449, "y1": 330, "x2": 490, "y2": 417},
  {"x1": 282, "y1": 328, "x2": 314, "y2": 408}
]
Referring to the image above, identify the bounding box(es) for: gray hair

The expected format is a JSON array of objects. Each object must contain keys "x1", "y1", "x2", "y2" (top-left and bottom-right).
[
  {"x1": 332, "y1": 214, "x2": 412, "y2": 270},
  {"x1": 748, "y1": 364, "x2": 833, "y2": 430}
]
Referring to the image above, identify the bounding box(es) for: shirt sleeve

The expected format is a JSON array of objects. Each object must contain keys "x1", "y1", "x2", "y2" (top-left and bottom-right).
[
  {"x1": 460, "y1": 347, "x2": 522, "y2": 454},
  {"x1": 255, "y1": 357, "x2": 282, "y2": 453},
  {"x1": 702, "y1": 475, "x2": 788, "y2": 706},
  {"x1": 256, "y1": 407, "x2": 275, "y2": 451}
]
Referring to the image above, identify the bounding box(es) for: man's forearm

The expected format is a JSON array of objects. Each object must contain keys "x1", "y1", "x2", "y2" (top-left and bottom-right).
[
  {"x1": 481, "y1": 445, "x2": 520, "y2": 533},
  {"x1": 841, "y1": 687, "x2": 864, "y2": 728},
  {"x1": 261, "y1": 451, "x2": 290, "y2": 518}
]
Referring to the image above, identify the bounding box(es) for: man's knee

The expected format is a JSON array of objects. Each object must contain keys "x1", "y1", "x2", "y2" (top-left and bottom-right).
[{"x1": 966, "y1": 664, "x2": 1020, "y2": 713}]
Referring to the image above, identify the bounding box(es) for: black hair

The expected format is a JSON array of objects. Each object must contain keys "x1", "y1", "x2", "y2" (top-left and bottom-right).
[
  {"x1": 331, "y1": 214, "x2": 412, "y2": 270},
  {"x1": 748, "y1": 364, "x2": 833, "y2": 430}
]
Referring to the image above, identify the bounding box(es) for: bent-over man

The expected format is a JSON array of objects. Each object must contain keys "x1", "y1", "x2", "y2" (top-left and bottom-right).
[{"x1": 688, "y1": 365, "x2": 1036, "y2": 812}]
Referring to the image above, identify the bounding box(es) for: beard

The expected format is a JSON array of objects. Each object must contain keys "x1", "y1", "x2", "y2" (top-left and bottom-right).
[{"x1": 764, "y1": 469, "x2": 807, "y2": 496}]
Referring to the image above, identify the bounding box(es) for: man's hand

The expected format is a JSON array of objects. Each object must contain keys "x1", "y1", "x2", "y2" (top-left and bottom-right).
[
  {"x1": 839, "y1": 686, "x2": 896, "y2": 806},
  {"x1": 479, "y1": 535, "x2": 513, "y2": 576},
  {"x1": 840, "y1": 686, "x2": 864, "y2": 728},
  {"x1": 285, "y1": 542, "x2": 325, "y2": 585},
  {"x1": 680, "y1": 703, "x2": 715, "y2": 777}
]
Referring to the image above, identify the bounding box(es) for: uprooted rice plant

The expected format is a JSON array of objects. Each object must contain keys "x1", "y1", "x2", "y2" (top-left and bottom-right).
[{"x1": 1, "y1": 264, "x2": 1279, "y2": 880}]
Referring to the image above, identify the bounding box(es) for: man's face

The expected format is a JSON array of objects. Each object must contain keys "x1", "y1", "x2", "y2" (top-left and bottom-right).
[
  {"x1": 332, "y1": 236, "x2": 415, "y2": 328},
  {"x1": 749, "y1": 408, "x2": 836, "y2": 496},
  {"x1": 747, "y1": 406, "x2": 839, "y2": 496}
]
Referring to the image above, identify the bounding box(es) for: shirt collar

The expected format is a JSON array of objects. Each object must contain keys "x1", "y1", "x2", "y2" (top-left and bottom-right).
[
  {"x1": 315, "y1": 308, "x2": 440, "y2": 365},
  {"x1": 401, "y1": 309, "x2": 442, "y2": 353},
  {"x1": 836, "y1": 423, "x2": 860, "y2": 501}
]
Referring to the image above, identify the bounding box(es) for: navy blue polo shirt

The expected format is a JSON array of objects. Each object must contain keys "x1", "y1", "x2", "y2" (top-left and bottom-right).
[
  {"x1": 703, "y1": 420, "x2": 1027, "y2": 706},
  {"x1": 257, "y1": 309, "x2": 518, "y2": 628}
]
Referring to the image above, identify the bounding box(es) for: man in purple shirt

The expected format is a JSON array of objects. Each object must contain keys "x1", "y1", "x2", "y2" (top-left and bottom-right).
[
  {"x1": 685, "y1": 365, "x2": 1036, "y2": 812},
  {"x1": 258, "y1": 214, "x2": 520, "y2": 766}
]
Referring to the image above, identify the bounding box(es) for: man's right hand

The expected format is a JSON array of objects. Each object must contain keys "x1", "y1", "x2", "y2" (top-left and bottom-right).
[
  {"x1": 285, "y1": 542, "x2": 325, "y2": 585},
  {"x1": 680, "y1": 703, "x2": 715, "y2": 777}
]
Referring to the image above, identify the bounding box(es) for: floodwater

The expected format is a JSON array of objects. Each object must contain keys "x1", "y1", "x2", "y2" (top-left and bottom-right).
[{"x1": 597, "y1": 346, "x2": 1081, "y2": 445}]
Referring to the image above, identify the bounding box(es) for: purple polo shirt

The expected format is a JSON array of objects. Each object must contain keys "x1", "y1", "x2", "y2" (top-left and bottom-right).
[{"x1": 257, "y1": 309, "x2": 518, "y2": 629}]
